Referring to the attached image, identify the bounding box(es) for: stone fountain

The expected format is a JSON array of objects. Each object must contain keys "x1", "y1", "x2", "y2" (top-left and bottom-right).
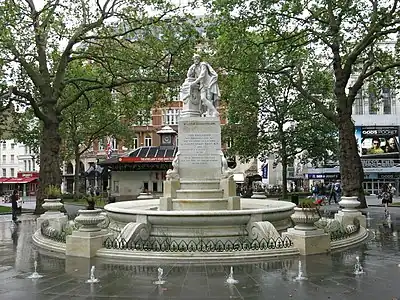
[{"x1": 104, "y1": 55, "x2": 295, "y2": 246}]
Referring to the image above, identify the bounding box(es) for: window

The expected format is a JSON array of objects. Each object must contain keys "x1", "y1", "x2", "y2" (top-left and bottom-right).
[
  {"x1": 10, "y1": 168, "x2": 14, "y2": 177},
  {"x1": 163, "y1": 109, "x2": 180, "y2": 125},
  {"x1": 24, "y1": 160, "x2": 27, "y2": 171},
  {"x1": 143, "y1": 182, "x2": 149, "y2": 192},
  {"x1": 152, "y1": 182, "x2": 158, "y2": 192},
  {"x1": 113, "y1": 181, "x2": 119, "y2": 193},
  {"x1": 354, "y1": 90, "x2": 363, "y2": 115},
  {"x1": 369, "y1": 93, "x2": 378, "y2": 114},
  {"x1": 10, "y1": 155, "x2": 14, "y2": 163},
  {"x1": 2, "y1": 169, "x2": 6, "y2": 177},
  {"x1": 25, "y1": 146, "x2": 28, "y2": 154},
  {"x1": 28, "y1": 160, "x2": 31, "y2": 171},
  {"x1": 382, "y1": 87, "x2": 391, "y2": 115},
  {"x1": 32, "y1": 159, "x2": 36, "y2": 171},
  {"x1": 2, "y1": 142, "x2": 5, "y2": 150},
  {"x1": 2, "y1": 155, "x2": 5, "y2": 164},
  {"x1": 11, "y1": 143, "x2": 15, "y2": 150},
  {"x1": 132, "y1": 136, "x2": 138, "y2": 149},
  {"x1": 144, "y1": 135, "x2": 152, "y2": 147}
]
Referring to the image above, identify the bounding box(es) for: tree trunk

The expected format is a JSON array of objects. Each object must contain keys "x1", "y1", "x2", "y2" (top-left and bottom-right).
[
  {"x1": 281, "y1": 156, "x2": 288, "y2": 200},
  {"x1": 74, "y1": 148, "x2": 81, "y2": 199},
  {"x1": 338, "y1": 113, "x2": 367, "y2": 208},
  {"x1": 35, "y1": 120, "x2": 62, "y2": 214}
]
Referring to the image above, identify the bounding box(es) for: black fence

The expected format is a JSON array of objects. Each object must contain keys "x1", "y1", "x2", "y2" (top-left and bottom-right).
[{"x1": 103, "y1": 236, "x2": 293, "y2": 252}]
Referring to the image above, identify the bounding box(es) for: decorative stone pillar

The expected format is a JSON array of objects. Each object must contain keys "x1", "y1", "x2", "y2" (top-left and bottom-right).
[
  {"x1": 74, "y1": 209, "x2": 105, "y2": 232},
  {"x1": 66, "y1": 209, "x2": 112, "y2": 258},
  {"x1": 290, "y1": 208, "x2": 321, "y2": 231},
  {"x1": 37, "y1": 198, "x2": 67, "y2": 232},
  {"x1": 283, "y1": 207, "x2": 330, "y2": 255},
  {"x1": 334, "y1": 196, "x2": 366, "y2": 228}
]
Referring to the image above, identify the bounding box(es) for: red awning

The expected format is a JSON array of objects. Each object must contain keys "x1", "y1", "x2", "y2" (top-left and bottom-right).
[
  {"x1": 0, "y1": 178, "x2": 10, "y2": 183},
  {"x1": 5, "y1": 177, "x2": 37, "y2": 184}
]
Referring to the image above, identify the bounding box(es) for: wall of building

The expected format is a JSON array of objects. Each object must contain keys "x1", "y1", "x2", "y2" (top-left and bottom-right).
[
  {"x1": 0, "y1": 139, "x2": 39, "y2": 178},
  {"x1": 110, "y1": 170, "x2": 165, "y2": 200}
]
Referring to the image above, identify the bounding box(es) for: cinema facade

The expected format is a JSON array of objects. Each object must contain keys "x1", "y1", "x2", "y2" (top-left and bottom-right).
[{"x1": 305, "y1": 110, "x2": 400, "y2": 195}]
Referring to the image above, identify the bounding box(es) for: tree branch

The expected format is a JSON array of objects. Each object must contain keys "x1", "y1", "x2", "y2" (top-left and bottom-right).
[
  {"x1": 11, "y1": 87, "x2": 47, "y2": 122},
  {"x1": 287, "y1": 67, "x2": 338, "y2": 125}
]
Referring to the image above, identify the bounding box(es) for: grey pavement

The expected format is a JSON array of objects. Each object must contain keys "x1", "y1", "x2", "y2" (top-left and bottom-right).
[{"x1": 0, "y1": 208, "x2": 399, "y2": 299}]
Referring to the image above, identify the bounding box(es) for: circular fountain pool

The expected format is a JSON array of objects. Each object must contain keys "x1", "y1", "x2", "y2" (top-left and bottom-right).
[{"x1": 104, "y1": 198, "x2": 296, "y2": 241}]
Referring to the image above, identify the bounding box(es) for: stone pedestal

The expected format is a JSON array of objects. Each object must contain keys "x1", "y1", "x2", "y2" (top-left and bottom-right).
[
  {"x1": 220, "y1": 177, "x2": 237, "y2": 198},
  {"x1": 283, "y1": 228, "x2": 330, "y2": 255},
  {"x1": 228, "y1": 196, "x2": 240, "y2": 210},
  {"x1": 163, "y1": 180, "x2": 180, "y2": 199},
  {"x1": 159, "y1": 197, "x2": 172, "y2": 211},
  {"x1": 171, "y1": 116, "x2": 228, "y2": 210},
  {"x1": 66, "y1": 230, "x2": 112, "y2": 258},
  {"x1": 335, "y1": 196, "x2": 366, "y2": 228}
]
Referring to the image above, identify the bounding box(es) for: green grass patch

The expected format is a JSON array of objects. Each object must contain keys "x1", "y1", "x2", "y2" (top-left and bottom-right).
[
  {"x1": 0, "y1": 206, "x2": 12, "y2": 213},
  {"x1": 390, "y1": 202, "x2": 400, "y2": 206}
]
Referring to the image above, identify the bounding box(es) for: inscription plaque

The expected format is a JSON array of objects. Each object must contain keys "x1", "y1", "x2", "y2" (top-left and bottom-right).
[{"x1": 178, "y1": 118, "x2": 221, "y2": 169}]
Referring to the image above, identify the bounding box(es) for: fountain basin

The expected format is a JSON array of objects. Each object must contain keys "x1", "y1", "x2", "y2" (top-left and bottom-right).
[{"x1": 104, "y1": 198, "x2": 295, "y2": 240}]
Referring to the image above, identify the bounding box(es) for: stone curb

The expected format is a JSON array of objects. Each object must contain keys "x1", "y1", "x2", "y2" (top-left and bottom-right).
[
  {"x1": 32, "y1": 230, "x2": 66, "y2": 256},
  {"x1": 95, "y1": 247, "x2": 300, "y2": 263},
  {"x1": 331, "y1": 227, "x2": 369, "y2": 252}
]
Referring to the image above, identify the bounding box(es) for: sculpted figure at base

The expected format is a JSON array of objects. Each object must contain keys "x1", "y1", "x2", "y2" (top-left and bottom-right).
[
  {"x1": 180, "y1": 54, "x2": 220, "y2": 117},
  {"x1": 221, "y1": 151, "x2": 233, "y2": 179},
  {"x1": 166, "y1": 151, "x2": 180, "y2": 180}
]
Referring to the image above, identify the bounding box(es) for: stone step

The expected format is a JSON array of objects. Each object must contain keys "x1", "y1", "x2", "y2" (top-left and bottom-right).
[
  {"x1": 175, "y1": 189, "x2": 224, "y2": 199},
  {"x1": 179, "y1": 180, "x2": 221, "y2": 190},
  {"x1": 172, "y1": 198, "x2": 228, "y2": 210}
]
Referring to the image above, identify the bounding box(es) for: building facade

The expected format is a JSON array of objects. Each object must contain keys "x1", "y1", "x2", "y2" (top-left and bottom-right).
[
  {"x1": 0, "y1": 139, "x2": 40, "y2": 196},
  {"x1": 304, "y1": 86, "x2": 400, "y2": 195}
]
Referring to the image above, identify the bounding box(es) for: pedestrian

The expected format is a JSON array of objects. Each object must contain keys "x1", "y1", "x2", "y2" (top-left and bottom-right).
[{"x1": 11, "y1": 189, "x2": 21, "y2": 224}]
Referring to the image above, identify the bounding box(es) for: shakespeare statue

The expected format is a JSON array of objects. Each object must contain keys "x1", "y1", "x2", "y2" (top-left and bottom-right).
[{"x1": 180, "y1": 54, "x2": 220, "y2": 117}]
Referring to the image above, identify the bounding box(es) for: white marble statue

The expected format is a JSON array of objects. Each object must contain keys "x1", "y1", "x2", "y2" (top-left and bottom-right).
[
  {"x1": 220, "y1": 151, "x2": 233, "y2": 178},
  {"x1": 180, "y1": 54, "x2": 220, "y2": 117},
  {"x1": 166, "y1": 151, "x2": 180, "y2": 180}
]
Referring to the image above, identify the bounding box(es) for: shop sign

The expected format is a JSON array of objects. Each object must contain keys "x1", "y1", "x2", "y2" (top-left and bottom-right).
[{"x1": 362, "y1": 159, "x2": 395, "y2": 168}]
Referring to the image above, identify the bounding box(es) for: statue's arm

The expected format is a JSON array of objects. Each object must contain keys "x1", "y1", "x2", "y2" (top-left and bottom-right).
[{"x1": 191, "y1": 64, "x2": 207, "y2": 85}]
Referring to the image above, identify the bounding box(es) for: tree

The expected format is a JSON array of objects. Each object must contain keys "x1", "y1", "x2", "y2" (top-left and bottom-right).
[
  {"x1": 209, "y1": 0, "x2": 400, "y2": 207},
  {"x1": 59, "y1": 64, "x2": 136, "y2": 198},
  {"x1": 0, "y1": 0, "x2": 198, "y2": 213},
  {"x1": 223, "y1": 71, "x2": 338, "y2": 199}
]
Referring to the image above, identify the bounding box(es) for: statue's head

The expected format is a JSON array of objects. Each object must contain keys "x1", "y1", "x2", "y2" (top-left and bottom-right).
[{"x1": 192, "y1": 54, "x2": 201, "y2": 64}]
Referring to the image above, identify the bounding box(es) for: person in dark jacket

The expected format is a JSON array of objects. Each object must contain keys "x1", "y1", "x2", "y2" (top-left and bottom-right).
[{"x1": 11, "y1": 189, "x2": 21, "y2": 223}]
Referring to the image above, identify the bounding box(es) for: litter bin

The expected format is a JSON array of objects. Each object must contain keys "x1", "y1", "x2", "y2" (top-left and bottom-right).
[
  {"x1": 291, "y1": 194, "x2": 299, "y2": 206},
  {"x1": 108, "y1": 196, "x2": 116, "y2": 204}
]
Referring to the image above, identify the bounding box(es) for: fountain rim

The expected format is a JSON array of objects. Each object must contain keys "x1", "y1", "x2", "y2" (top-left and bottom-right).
[{"x1": 104, "y1": 198, "x2": 296, "y2": 216}]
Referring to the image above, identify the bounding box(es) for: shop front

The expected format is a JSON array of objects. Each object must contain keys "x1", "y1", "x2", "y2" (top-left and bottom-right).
[{"x1": 0, "y1": 171, "x2": 39, "y2": 197}]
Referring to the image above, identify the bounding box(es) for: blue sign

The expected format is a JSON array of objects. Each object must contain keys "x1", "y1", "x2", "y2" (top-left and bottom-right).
[{"x1": 262, "y1": 164, "x2": 268, "y2": 179}]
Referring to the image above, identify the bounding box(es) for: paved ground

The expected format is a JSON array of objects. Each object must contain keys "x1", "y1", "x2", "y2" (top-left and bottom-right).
[{"x1": 0, "y1": 208, "x2": 399, "y2": 299}]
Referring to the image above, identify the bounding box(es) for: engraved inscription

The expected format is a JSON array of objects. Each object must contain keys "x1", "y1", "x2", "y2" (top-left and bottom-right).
[{"x1": 178, "y1": 119, "x2": 221, "y2": 168}]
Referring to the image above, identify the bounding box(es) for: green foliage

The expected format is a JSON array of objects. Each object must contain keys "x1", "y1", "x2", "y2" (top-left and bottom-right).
[
  {"x1": 208, "y1": 0, "x2": 400, "y2": 202},
  {"x1": 44, "y1": 185, "x2": 62, "y2": 199},
  {"x1": 0, "y1": 0, "x2": 200, "y2": 210}
]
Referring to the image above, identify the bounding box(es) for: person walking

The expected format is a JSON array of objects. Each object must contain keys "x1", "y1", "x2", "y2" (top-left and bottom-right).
[{"x1": 11, "y1": 189, "x2": 21, "y2": 224}]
